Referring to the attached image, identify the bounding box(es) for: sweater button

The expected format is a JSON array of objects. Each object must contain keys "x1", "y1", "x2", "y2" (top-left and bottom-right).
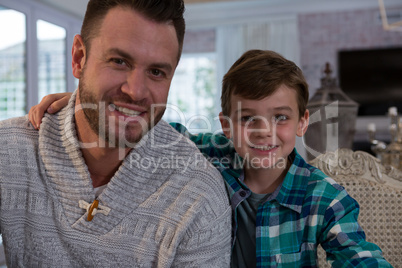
[{"x1": 87, "y1": 200, "x2": 99, "y2": 221}]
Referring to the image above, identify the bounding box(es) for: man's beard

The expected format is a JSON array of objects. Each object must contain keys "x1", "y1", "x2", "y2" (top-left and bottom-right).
[{"x1": 77, "y1": 74, "x2": 165, "y2": 148}]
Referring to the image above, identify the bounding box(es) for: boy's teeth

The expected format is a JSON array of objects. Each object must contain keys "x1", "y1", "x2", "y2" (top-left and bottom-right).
[
  {"x1": 110, "y1": 104, "x2": 141, "y2": 117},
  {"x1": 254, "y1": 145, "x2": 276, "y2": 150}
]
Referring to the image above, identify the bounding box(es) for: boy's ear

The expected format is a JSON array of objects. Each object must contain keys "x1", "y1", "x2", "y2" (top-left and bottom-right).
[
  {"x1": 296, "y1": 109, "x2": 309, "y2": 137},
  {"x1": 219, "y1": 112, "x2": 232, "y2": 139},
  {"x1": 72, "y1": 34, "x2": 87, "y2": 79}
]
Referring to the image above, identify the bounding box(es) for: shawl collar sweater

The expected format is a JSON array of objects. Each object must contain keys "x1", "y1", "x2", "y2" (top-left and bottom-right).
[{"x1": 0, "y1": 91, "x2": 231, "y2": 267}]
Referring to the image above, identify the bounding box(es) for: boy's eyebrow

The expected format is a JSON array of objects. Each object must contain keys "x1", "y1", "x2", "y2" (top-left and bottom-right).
[
  {"x1": 272, "y1": 106, "x2": 294, "y2": 112},
  {"x1": 234, "y1": 106, "x2": 294, "y2": 114},
  {"x1": 233, "y1": 108, "x2": 254, "y2": 116},
  {"x1": 234, "y1": 108, "x2": 254, "y2": 113}
]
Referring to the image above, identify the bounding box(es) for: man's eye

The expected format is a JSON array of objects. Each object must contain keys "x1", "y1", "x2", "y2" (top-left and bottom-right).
[
  {"x1": 111, "y1": 58, "x2": 126, "y2": 66},
  {"x1": 150, "y1": 69, "x2": 164, "y2": 77}
]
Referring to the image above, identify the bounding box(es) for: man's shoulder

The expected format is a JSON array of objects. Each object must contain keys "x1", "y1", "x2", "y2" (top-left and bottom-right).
[
  {"x1": 0, "y1": 114, "x2": 30, "y2": 126},
  {"x1": 0, "y1": 116, "x2": 39, "y2": 164},
  {"x1": 135, "y1": 120, "x2": 220, "y2": 174},
  {"x1": 153, "y1": 120, "x2": 209, "y2": 157},
  {"x1": 150, "y1": 121, "x2": 226, "y2": 189},
  {"x1": 0, "y1": 115, "x2": 37, "y2": 138}
]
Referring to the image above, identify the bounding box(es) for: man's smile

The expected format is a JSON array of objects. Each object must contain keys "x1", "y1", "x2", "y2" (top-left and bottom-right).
[{"x1": 109, "y1": 103, "x2": 144, "y2": 117}]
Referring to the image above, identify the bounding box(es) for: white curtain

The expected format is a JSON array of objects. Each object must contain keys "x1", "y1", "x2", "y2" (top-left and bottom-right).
[
  {"x1": 216, "y1": 15, "x2": 300, "y2": 82},
  {"x1": 216, "y1": 25, "x2": 245, "y2": 91},
  {"x1": 244, "y1": 17, "x2": 300, "y2": 66}
]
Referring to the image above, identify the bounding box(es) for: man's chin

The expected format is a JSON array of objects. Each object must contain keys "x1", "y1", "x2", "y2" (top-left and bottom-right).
[
  {"x1": 108, "y1": 123, "x2": 153, "y2": 148},
  {"x1": 100, "y1": 112, "x2": 164, "y2": 149}
]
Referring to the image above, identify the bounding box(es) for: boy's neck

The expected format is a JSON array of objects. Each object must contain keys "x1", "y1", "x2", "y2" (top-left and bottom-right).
[{"x1": 243, "y1": 160, "x2": 290, "y2": 194}]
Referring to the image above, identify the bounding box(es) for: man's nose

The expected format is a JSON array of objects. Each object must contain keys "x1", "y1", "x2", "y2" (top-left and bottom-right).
[{"x1": 121, "y1": 70, "x2": 148, "y2": 101}]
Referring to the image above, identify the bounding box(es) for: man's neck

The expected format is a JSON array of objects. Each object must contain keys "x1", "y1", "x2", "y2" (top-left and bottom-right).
[
  {"x1": 74, "y1": 99, "x2": 131, "y2": 188},
  {"x1": 81, "y1": 146, "x2": 129, "y2": 188}
]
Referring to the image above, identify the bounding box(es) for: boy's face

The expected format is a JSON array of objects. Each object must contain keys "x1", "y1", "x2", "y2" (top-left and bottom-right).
[{"x1": 219, "y1": 85, "x2": 309, "y2": 169}]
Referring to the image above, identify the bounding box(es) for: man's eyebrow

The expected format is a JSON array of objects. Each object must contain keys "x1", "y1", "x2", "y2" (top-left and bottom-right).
[
  {"x1": 106, "y1": 48, "x2": 133, "y2": 62},
  {"x1": 150, "y1": 63, "x2": 173, "y2": 74},
  {"x1": 106, "y1": 48, "x2": 173, "y2": 73}
]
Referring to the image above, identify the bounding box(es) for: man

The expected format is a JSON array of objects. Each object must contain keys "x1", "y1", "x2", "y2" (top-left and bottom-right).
[{"x1": 0, "y1": 0, "x2": 231, "y2": 267}]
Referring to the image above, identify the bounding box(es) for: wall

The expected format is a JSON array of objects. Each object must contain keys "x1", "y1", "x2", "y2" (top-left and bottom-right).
[
  {"x1": 185, "y1": 5, "x2": 402, "y2": 95},
  {"x1": 183, "y1": 28, "x2": 216, "y2": 53},
  {"x1": 182, "y1": 5, "x2": 402, "y2": 148},
  {"x1": 299, "y1": 6, "x2": 402, "y2": 96}
]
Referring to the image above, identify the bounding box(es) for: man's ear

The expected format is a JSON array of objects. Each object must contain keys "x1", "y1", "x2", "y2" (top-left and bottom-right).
[
  {"x1": 296, "y1": 109, "x2": 309, "y2": 137},
  {"x1": 72, "y1": 35, "x2": 87, "y2": 79},
  {"x1": 219, "y1": 112, "x2": 232, "y2": 139}
]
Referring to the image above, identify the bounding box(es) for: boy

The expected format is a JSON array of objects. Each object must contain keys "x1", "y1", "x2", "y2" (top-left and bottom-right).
[{"x1": 29, "y1": 50, "x2": 391, "y2": 267}]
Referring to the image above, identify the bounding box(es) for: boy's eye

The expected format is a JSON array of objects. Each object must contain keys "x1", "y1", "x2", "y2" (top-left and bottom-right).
[
  {"x1": 274, "y1": 114, "x2": 288, "y2": 123},
  {"x1": 240, "y1": 116, "x2": 255, "y2": 123}
]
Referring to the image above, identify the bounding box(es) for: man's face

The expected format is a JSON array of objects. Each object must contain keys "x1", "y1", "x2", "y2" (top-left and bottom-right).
[
  {"x1": 73, "y1": 7, "x2": 179, "y2": 146},
  {"x1": 220, "y1": 85, "x2": 309, "y2": 170}
]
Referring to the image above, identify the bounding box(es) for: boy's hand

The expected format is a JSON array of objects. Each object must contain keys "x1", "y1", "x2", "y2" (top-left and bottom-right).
[{"x1": 28, "y1": 93, "x2": 72, "y2": 129}]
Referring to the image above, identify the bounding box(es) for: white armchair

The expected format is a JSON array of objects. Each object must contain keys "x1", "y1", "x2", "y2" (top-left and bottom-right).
[{"x1": 309, "y1": 148, "x2": 402, "y2": 267}]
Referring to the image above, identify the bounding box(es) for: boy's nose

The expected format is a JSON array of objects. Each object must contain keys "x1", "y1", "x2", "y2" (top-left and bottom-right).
[
  {"x1": 250, "y1": 119, "x2": 274, "y2": 137},
  {"x1": 121, "y1": 70, "x2": 148, "y2": 101}
]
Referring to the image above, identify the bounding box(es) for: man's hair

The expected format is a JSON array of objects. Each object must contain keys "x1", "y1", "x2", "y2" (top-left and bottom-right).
[
  {"x1": 81, "y1": 0, "x2": 186, "y2": 62},
  {"x1": 221, "y1": 50, "x2": 309, "y2": 118}
]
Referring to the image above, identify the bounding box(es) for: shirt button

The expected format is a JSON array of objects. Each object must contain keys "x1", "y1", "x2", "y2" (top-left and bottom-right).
[{"x1": 239, "y1": 191, "x2": 247, "y2": 197}]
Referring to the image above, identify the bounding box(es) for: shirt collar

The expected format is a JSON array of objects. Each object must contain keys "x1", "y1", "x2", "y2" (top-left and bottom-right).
[{"x1": 220, "y1": 148, "x2": 311, "y2": 213}]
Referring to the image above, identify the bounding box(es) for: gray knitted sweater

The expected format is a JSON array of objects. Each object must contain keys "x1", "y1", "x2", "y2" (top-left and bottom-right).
[{"x1": 0, "y1": 94, "x2": 231, "y2": 267}]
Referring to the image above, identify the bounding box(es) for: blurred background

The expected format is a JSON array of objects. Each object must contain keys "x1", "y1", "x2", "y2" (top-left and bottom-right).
[{"x1": 0, "y1": 0, "x2": 402, "y2": 156}]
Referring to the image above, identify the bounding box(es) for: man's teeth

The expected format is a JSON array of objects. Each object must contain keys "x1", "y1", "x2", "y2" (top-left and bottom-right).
[
  {"x1": 253, "y1": 145, "x2": 276, "y2": 150},
  {"x1": 110, "y1": 104, "x2": 141, "y2": 117}
]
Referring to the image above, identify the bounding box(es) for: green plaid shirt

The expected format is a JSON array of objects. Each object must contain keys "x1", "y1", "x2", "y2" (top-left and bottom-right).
[{"x1": 170, "y1": 123, "x2": 392, "y2": 267}]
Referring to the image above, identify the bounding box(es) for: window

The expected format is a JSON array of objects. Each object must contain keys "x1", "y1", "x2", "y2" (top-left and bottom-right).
[
  {"x1": 0, "y1": 6, "x2": 26, "y2": 120},
  {"x1": 163, "y1": 53, "x2": 220, "y2": 133},
  {"x1": 37, "y1": 20, "x2": 67, "y2": 101},
  {"x1": 0, "y1": 0, "x2": 81, "y2": 120}
]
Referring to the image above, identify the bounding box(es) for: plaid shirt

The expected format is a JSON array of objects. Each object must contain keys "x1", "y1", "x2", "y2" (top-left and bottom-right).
[{"x1": 171, "y1": 123, "x2": 392, "y2": 267}]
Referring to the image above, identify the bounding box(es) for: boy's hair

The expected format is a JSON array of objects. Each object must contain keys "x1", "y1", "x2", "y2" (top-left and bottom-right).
[
  {"x1": 221, "y1": 50, "x2": 309, "y2": 118},
  {"x1": 81, "y1": 0, "x2": 186, "y2": 63}
]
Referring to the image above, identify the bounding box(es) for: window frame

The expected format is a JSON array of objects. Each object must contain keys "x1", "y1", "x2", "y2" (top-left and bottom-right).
[
  {"x1": 0, "y1": 0, "x2": 81, "y2": 113},
  {"x1": 166, "y1": 51, "x2": 221, "y2": 132}
]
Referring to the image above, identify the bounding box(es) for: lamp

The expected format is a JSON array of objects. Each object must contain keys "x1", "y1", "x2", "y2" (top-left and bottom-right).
[
  {"x1": 303, "y1": 63, "x2": 359, "y2": 161},
  {"x1": 378, "y1": 0, "x2": 402, "y2": 32}
]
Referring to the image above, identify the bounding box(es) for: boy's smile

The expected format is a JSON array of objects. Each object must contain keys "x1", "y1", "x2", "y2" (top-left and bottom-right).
[{"x1": 220, "y1": 84, "x2": 309, "y2": 171}]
